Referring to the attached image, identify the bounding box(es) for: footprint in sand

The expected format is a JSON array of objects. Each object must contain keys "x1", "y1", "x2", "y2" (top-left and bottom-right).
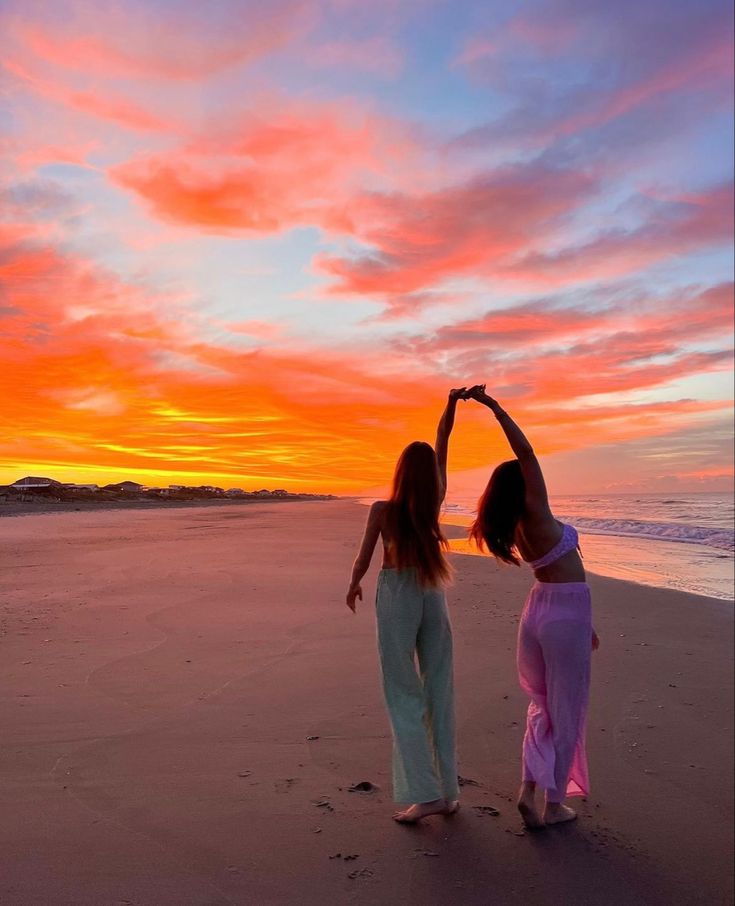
[
  {"x1": 347, "y1": 868, "x2": 374, "y2": 880},
  {"x1": 347, "y1": 780, "x2": 379, "y2": 793},
  {"x1": 472, "y1": 805, "x2": 500, "y2": 817},
  {"x1": 457, "y1": 775, "x2": 481, "y2": 787}
]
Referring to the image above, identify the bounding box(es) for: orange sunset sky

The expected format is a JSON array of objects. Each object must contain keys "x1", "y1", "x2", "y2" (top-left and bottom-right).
[{"x1": 1, "y1": 0, "x2": 733, "y2": 496}]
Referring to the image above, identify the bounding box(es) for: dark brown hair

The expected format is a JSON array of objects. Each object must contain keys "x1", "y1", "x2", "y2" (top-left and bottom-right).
[
  {"x1": 468, "y1": 459, "x2": 525, "y2": 565},
  {"x1": 383, "y1": 441, "x2": 452, "y2": 587}
]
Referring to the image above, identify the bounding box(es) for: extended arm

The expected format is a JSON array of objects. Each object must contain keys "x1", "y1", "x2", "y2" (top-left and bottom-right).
[
  {"x1": 435, "y1": 388, "x2": 468, "y2": 503},
  {"x1": 470, "y1": 388, "x2": 550, "y2": 513},
  {"x1": 346, "y1": 502, "x2": 384, "y2": 611}
]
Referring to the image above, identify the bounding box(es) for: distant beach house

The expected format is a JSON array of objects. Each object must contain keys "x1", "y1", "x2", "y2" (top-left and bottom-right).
[
  {"x1": 226, "y1": 488, "x2": 246, "y2": 496},
  {"x1": 102, "y1": 481, "x2": 145, "y2": 492},
  {"x1": 12, "y1": 476, "x2": 62, "y2": 488},
  {"x1": 63, "y1": 483, "x2": 98, "y2": 491}
]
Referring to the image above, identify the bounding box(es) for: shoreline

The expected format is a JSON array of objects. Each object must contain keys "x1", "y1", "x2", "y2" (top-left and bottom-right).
[
  {"x1": 444, "y1": 532, "x2": 734, "y2": 605},
  {"x1": 440, "y1": 516, "x2": 734, "y2": 604},
  {"x1": 353, "y1": 498, "x2": 733, "y2": 603},
  {"x1": 1, "y1": 500, "x2": 730, "y2": 607},
  {"x1": 448, "y1": 544, "x2": 734, "y2": 615},
  {"x1": 9, "y1": 498, "x2": 729, "y2": 604}
]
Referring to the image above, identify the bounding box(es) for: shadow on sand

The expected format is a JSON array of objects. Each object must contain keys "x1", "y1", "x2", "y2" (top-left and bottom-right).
[{"x1": 374, "y1": 808, "x2": 666, "y2": 906}]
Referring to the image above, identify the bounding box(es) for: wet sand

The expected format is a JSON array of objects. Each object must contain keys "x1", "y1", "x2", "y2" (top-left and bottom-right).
[{"x1": 0, "y1": 500, "x2": 732, "y2": 905}]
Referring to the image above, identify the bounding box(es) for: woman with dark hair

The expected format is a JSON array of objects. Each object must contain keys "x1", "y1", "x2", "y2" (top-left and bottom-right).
[
  {"x1": 346, "y1": 388, "x2": 470, "y2": 823},
  {"x1": 467, "y1": 385, "x2": 599, "y2": 829}
]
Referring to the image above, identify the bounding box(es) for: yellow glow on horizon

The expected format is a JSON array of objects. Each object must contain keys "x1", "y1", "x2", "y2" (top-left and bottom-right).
[{"x1": 0, "y1": 456, "x2": 362, "y2": 491}]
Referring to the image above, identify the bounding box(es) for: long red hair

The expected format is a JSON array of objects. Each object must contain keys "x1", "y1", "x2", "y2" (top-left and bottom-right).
[{"x1": 383, "y1": 441, "x2": 452, "y2": 587}]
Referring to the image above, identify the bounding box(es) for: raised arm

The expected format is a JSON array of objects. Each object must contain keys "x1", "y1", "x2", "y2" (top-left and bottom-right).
[
  {"x1": 346, "y1": 501, "x2": 384, "y2": 612},
  {"x1": 435, "y1": 388, "x2": 467, "y2": 503},
  {"x1": 469, "y1": 387, "x2": 550, "y2": 514}
]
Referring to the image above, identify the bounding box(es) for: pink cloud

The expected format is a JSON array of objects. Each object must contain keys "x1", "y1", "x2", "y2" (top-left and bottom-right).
[
  {"x1": 546, "y1": 34, "x2": 733, "y2": 142},
  {"x1": 313, "y1": 178, "x2": 732, "y2": 308},
  {"x1": 423, "y1": 282, "x2": 733, "y2": 351},
  {"x1": 316, "y1": 163, "x2": 598, "y2": 299},
  {"x1": 10, "y1": 140, "x2": 100, "y2": 174},
  {"x1": 509, "y1": 184, "x2": 734, "y2": 285},
  {"x1": 110, "y1": 101, "x2": 420, "y2": 233},
  {"x1": 6, "y1": 0, "x2": 308, "y2": 81},
  {"x1": 3, "y1": 59, "x2": 175, "y2": 133},
  {"x1": 396, "y1": 282, "x2": 734, "y2": 408},
  {"x1": 226, "y1": 321, "x2": 285, "y2": 340},
  {"x1": 453, "y1": 7, "x2": 733, "y2": 164}
]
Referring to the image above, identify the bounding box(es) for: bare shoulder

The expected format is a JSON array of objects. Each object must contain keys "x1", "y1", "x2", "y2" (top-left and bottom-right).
[
  {"x1": 369, "y1": 500, "x2": 389, "y2": 521},
  {"x1": 370, "y1": 501, "x2": 392, "y2": 540}
]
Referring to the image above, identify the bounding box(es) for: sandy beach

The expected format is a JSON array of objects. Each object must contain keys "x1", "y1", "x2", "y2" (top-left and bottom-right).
[{"x1": 1, "y1": 500, "x2": 732, "y2": 906}]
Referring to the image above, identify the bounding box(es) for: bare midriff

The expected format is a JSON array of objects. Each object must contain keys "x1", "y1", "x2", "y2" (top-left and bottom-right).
[
  {"x1": 515, "y1": 520, "x2": 586, "y2": 584},
  {"x1": 531, "y1": 547, "x2": 586, "y2": 583}
]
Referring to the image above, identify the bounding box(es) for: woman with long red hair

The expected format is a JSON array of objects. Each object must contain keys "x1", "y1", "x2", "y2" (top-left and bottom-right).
[{"x1": 346, "y1": 388, "x2": 469, "y2": 823}]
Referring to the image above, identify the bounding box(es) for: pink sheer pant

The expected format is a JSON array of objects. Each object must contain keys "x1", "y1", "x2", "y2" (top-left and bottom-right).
[{"x1": 517, "y1": 581, "x2": 591, "y2": 802}]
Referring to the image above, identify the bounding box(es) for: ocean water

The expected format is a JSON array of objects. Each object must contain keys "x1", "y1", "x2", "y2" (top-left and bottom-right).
[
  {"x1": 360, "y1": 493, "x2": 734, "y2": 601},
  {"x1": 442, "y1": 492, "x2": 734, "y2": 602}
]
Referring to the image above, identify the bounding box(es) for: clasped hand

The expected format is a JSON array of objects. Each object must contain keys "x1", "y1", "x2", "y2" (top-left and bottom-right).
[{"x1": 449, "y1": 383, "x2": 493, "y2": 406}]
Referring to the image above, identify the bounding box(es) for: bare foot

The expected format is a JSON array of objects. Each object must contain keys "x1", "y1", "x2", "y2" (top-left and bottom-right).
[
  {"x1": 442, "y1": 799, "x2": 460, "y2": 816},
  {"x1": 393, "y1": 799, "x2": 454, "y2": 824},
  {"x1": 543, "y1": 803, "x2": 577, "y2": 825},
  {"x1": 517, "y1": 795, "x2": 544, "y2": 830}
]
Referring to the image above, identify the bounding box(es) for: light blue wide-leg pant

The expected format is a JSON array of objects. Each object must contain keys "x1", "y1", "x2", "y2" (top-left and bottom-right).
[{"x1": 375, "y1": 568, "x2": 459, "y2": 804}]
